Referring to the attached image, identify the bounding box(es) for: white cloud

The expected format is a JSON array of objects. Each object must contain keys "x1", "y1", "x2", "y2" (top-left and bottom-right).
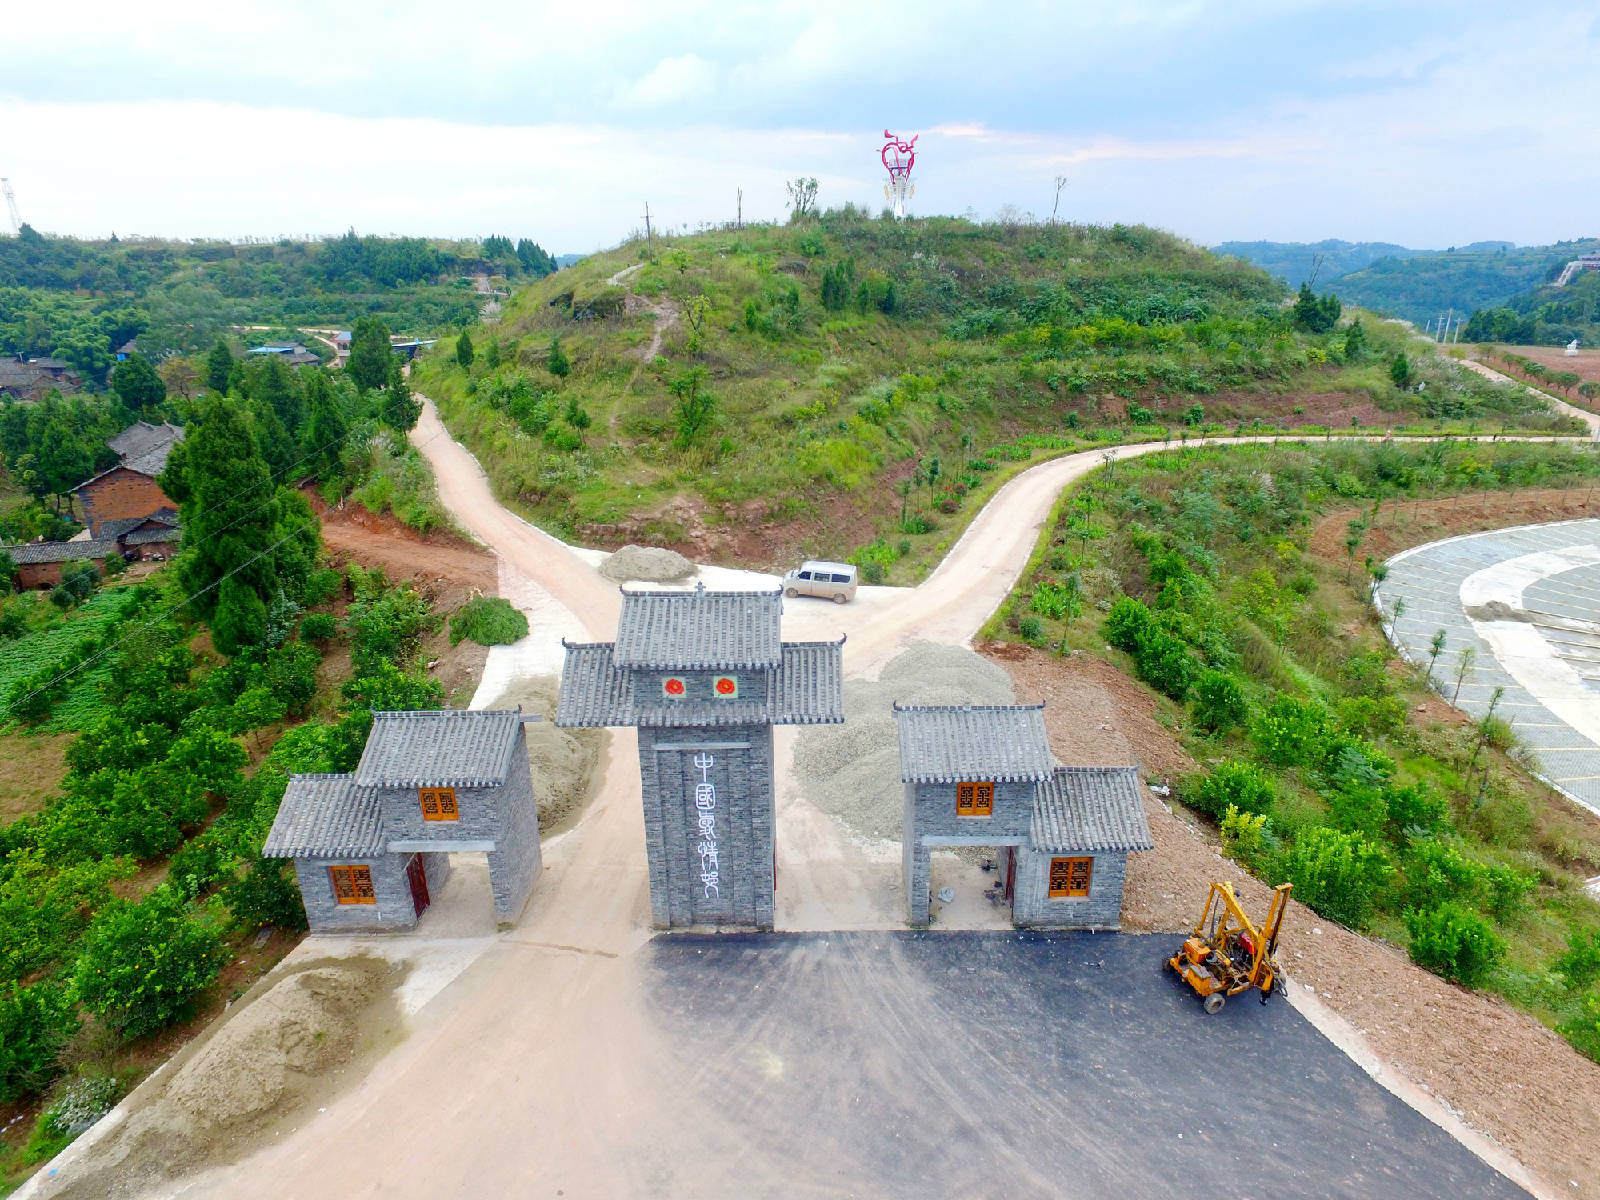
[{"x1": 613, "y1": 55, "x2": 717, "y2": 109}]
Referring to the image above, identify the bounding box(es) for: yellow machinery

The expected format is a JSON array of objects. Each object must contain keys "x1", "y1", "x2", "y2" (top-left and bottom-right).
[{"x1": 1168, "y1": 882, "x2": 1291, "y2": 1014}]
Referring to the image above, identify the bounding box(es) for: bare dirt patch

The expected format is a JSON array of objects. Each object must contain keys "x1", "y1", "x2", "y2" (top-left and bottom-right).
[
  {"x1": 38, "y1": 956, "x2": 406, "y2": 1200},
  {"x1": 987, "y1": 642, "x2": 1600, "y2": 1200},
  {"x1": 0, "y1": 732, "x2": 72, "y2": 823},
  {"x1": 1309, "y1": 486, "x2": 1600, "y2": 567},
  {"x1": 307, "y1": 490, "x2": 496, "y2": 594}
]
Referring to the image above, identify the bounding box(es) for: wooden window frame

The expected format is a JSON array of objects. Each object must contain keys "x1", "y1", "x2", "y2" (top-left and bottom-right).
[
  {"x1": 1048, "y1": 856, "x2": 1093, "y2": 899},
  {"x1": 419, "y1": 786, "x2": 459, "y2": 822},
  {"x1": 955, "y1": 781, "x2": 994, "y2": 817},
  {"x1": 329, "y1": 864, "x2": 376, "y2": 905}
]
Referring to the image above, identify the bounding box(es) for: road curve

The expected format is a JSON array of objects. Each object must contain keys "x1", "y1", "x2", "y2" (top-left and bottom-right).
[{"x1": 64, "y1": 407, "x2": 1577, "y2": 1200}]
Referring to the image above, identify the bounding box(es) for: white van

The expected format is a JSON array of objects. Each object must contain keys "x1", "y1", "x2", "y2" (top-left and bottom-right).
[{"x1": 783, "y1": 560, "x2": 858, "y2": 603}]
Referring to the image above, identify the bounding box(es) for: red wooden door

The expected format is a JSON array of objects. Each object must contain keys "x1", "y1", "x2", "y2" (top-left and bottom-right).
[
  {"x1": 405, "y1": 855, "x2": 431, "y2": 918},
  {"x1": 1004, "y1": 849, "x2": 1016, "y2": 903}
]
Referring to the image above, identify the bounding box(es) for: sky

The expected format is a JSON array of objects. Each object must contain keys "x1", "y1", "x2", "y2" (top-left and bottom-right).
[{"x1": 3, "y1": 0, "x2": 1599, "y2": 252}]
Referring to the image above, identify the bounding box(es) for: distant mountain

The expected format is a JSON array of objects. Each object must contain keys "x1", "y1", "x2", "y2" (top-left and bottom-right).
[
  {"x1": 1216, "y1": 238, "x2": 1600, "y2": 328},
  {"x1": 554, "y1": 253, "x2": 585, "y2": 268},
  {"x1": 1213, "y1": 239, "x2": 1431, "y2": 289}
]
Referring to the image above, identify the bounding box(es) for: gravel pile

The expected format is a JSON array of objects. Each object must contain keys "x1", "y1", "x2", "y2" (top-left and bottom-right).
[
  {"x1": 793, "y1": 642, "x2": 1016, "y2": 842},
  {"x1": 600, "y1": 544, "x2": 696, "y2": 584},
  {"x1": 479, "y1": 675, "x2": 605, "y2": 834}
]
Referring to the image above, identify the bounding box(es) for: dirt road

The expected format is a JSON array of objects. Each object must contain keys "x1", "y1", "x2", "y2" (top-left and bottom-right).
[
  {"x1": 1459, "y1": 357, "x2": 1600, "y2": 436},
  {"x1": 43, "y1": 408, "x2": 1587, "y2": 1198}
]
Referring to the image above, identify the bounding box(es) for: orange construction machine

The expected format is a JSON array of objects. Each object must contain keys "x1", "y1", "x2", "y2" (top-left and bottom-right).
[{"x1": 1168, "y1": 881, "x2": 1291, "y2": 1014}]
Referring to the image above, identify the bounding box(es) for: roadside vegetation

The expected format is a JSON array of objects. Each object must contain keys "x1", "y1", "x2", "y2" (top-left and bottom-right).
[
  {"x1": 990, "y1": 438, "x2": 1600, "y2": 1062},
  {"x1": 0, "y1": 330, "x2": 463, "y2": 1185},
  {"x1": 413, "y1": 211, "x2": 1576, "y2": 574}
]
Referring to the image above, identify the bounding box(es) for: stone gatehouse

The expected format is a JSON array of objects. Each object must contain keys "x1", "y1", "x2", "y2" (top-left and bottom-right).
[
  {"x1": 895, "y1": 703, "x2": 1152, "y2": 929},
  {"x1": 557, "y1": 585, "x2": 844, "y2": 930},
  {"x1": 263, "y1": 708, "x2": 542, "y2": 932}
]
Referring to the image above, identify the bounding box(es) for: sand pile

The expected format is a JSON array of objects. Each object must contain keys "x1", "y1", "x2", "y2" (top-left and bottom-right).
[
  {"x1": 600, "y1": 545, "x2": 696, "y2": 584},
  {"x1": 478, "y1": 675, "x2": 605, "y2": 834},
  {"x1": 42, "y1": 957, "x2": 403, "y2": 1200},
  {"x1": 793, "y1": 642, "x2": 1015, "y2": 842}
]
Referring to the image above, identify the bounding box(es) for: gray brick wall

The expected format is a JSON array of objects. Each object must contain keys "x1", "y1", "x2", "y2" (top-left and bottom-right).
[
  {"x1": 903, "y1": 778, "x2": 1033, "y2": 927},
  {"x1": 637, "y1": 723, "x2": 774, "y2": 930},
  {"x1": 295, "y1": 855, "x2": 416, "y2": 933},
  {"x1": 486, "y1": 726, "x2": 542, "y2": 927},
  {"x1": 1012, "y1": 849, "x2": 1126, "y2": 929},
  {"x1": 635, "y1": 668, "x2": 772, "y2": 703}
]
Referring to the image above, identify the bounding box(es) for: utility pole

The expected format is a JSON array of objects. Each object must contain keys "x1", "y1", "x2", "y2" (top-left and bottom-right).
[
  {"x1": 737, "y1": 188, "x2": 743, "y2": 230},
  {"x1": 642, "y1": 201, "x2": 654, "y2": 250}
]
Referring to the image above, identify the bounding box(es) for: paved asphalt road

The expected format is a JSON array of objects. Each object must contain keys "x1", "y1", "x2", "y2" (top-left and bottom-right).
[{"x1": 642, "y1": 932, "x2": 1527, "y2": 1200}]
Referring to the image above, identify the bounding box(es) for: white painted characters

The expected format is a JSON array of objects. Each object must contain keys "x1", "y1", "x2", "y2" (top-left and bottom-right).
[{"x1": 693, "y1": 752, "x2": 720, "y2": 898}]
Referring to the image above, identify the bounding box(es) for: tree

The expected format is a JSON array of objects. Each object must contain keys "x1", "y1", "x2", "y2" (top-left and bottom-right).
[
  {"x1": 1292, "y1": 283, "x2": 1341, "y2": 334},
  {"x1": 546, "y1": 336, "x2": 570, "y2": 379},
  {"x1": 785, "y1": 177, "x2": 819, "y2": 220},
  {"x1": 1450, "y1": 645, "x2": 1476, "y2": 704},
  {"x1": 347, "y1": 316, "x2": 392, "y2": 392},
  {"x1": 205, "y1": 339, "x2": 234, "y2": 394},
  {"x1": 1427, "y1": 628, "x2": 1447, "y2": 684},
  {"x1": 1579, "y1": 381, "x2": 1600, "y2": 406},
  {"x1": 456, "y1": 330, "x2": 475, "y2": 369},
  {"x1": 381, "y1": 355, "x2": 421, "y2": 434},
  {"x1": 1390, "y1": 352, "x2": 1413, "y2": 391},
  {"x1": 301, "y1": 370, "x2": 349, "y2": 479},
  {"x1": 163, "y1": 394, "x2": 279, "y2": 628},
  {"x1": 212, "y1": 576, "x2": 268, "y2": 657},
  {"x1": 1342, "y1": 318, "x2": 1368, "y2": 362},
  {"x1": 111, "y1": 353, "x2": 166, "y2": 412},
  {"x1": 0, "y1": 982, "x2": 77, "y2": 1102},
  {"x1": 244, "y1": 354, "x2": 304, "y2": 436},
  {"x1": 71, "y1": 886, "x2": 224, "y2": 1040},
  {"x1": 669, "y1": 366, "x2": 718, "y2": 448}
]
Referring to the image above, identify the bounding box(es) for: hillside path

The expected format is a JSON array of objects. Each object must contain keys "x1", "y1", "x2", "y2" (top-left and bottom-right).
[
  {"x1": 1459, "y1": 357, "x2": 1600, "y2": 437},
  {"x1": 57, "y1": 414, "x2": 1586, "y2": 1200}
]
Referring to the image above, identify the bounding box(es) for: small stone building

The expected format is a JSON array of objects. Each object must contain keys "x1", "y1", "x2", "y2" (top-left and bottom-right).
[
  {"x1": 557, "y1": 585, "x2": 843, "y2": 930},
  {"x1": 895, "y1": 704, "x2": 1152, "y2": 929},
  {"x1": 263, "y1": 709, "x2": 542, "y2": 932},
  {"x1": 3, "y1": 538, "x2": 122, "y2": 589}
]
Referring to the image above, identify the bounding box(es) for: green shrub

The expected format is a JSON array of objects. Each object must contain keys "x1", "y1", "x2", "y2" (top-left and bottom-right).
[
  {"x1": 71, "y1": 886, "x2": 226, "y2": 1040},
  {"x1": 1135, "y1": 629, "x2": 1199, "y2": 700},
  {"x1": 859, "y1": 561, "x2": 885, "y2": 585},
  {"x1": 1559, "y1": 994, "x2": 1600, "y2": 1064},
  {"x1": 0, "y1": 982, "x2": 78, "y2": 1103},
  {"x1": 167, "y1": 832, "x2": 240, "y2": 902},
  {"x1": 1276, "y1": 825, "x2": 1391, "y2": 929},
  {"x1": 1405, "y1": 901, "x2": 1505, "y2": 988},
  {"x1": 1191, "y1": 761, "x2": 1275, "y2": 819},
  {"x1": 1017, "y1": 616, "x2": 1045, "y2": 644},
  {"x1": 1401, "y1": 839, "x2": 1485, "y2": 911},
  {"x1": 25, "y1": 1073, "x2": 120, "y2": 1163},
  {"x1": 449, "y1": 596, "x2": 529, "y2": 647},
  {"x1": 1482, "y1": 864, "x2": 1538, "y2": 922},
  {"x1": 1219, "y1": 805, "x2": 1271, "y2": 866},
  {"x1": 224, "y1": 858, "x2": 308, "y2": 932},
  {"x1": 1192, "y1": 670, "x2": 1247, "y2": 733},
  {"x1": 299, "y1": 612, "x2": 337, "y2": 642},
  {"x1": 1251, "y1": 695, "x2": 1329, "y2": 767},
  {"x1": 1387, "y1": 782, "x2": 1449, "y2": 838},
  {"x1": 1554, "y1": 929, "x2": 1600, "y2": 991}
]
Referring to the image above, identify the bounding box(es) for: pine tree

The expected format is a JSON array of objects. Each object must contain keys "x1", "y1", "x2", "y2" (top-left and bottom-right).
[
  {"x1": 301, "y1": 371, "x2": 349, "y2": 480},
  {"x1": 1390, "y1": 352, "x2": 1413, "y2": 391},
  {"x1": 166, "y1": 394, "x2": 279, "y2": 627},
  {"x1": 546, "y1": 336, "x2": 570, "y2": 379},
  {"x1": 111, "y1": 353, "x2": 166, "y2": 412},
  {"x1": 212, "y1": 576, "x2": 268, "y2": 658},
  {"x1": 244, "y1": 354, "x2": 304, "y2": 436},
  {"x1": 205, "y1": 339, "x2": 234, "y2": 394},
  {"x1": 381, "y1": 356, "x2": 421, "y2": 434},
  {"x1": 456, "y1": 330, "x2": 475, "y2": 369},
  {"x1": 347, "y1": 316, "x2": 392, "y2": 392}
]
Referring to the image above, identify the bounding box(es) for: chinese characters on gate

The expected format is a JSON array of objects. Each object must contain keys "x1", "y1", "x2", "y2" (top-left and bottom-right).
[{"x1": 694, "y1": 752, "x2": 720, "y2": 898}]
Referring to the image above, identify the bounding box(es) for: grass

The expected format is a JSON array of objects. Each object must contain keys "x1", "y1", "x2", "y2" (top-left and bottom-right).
[{"x1": 414, "y1": 214, "x2": 1582, "y2": 570}]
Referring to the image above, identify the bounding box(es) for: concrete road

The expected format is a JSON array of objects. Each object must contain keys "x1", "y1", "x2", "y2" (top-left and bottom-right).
[{"x1": 69, "y1": 402, "x2": 1547, "y2": 1199}]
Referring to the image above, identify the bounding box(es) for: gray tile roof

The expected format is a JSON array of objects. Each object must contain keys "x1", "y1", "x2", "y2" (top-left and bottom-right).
[
  {"x1": 893, "y1": 704, "x2": 1056, "y2": 783},
  {"x1": 613, "y1": 585, "x2": 783, "y2": 669},
  {"x1": 3, "y1": 539, "x2": 121, "y2": 564},
  {"x1": 1031, "y1": 766, "x2": 1154, "y2": 853},
  {"x1": 122, "y1": 523, "x2": 181, "y2": 546},
  {"x1": 108, "y1": 421, "x2": 183, "y2": 461},
  {"x1": 354, "y1": 708, "x2": 523, "y2": 787},
  {"x1": 555, "y1": 640, "x2": 843, "y2": 727},
  {"x1": 262, "y1": 774, "x2": 385, "y2": 858}
]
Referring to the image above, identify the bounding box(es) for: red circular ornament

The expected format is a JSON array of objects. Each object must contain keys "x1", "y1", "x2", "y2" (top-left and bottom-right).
[
  {"x1": 664, "y1": 677, "x2": 685, "y2": 696},
  {"x1": 715, "y1": 677, "x2": 737, "y2": 695}
]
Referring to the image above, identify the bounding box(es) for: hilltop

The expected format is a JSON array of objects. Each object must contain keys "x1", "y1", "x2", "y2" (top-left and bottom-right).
[{"x1": 413, "y1": 212, "x2": 1570, "y2": 573}]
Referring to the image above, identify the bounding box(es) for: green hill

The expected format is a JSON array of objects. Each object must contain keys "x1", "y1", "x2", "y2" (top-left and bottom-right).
[
  {"x1": 1462, "y1": 264, "x2": 1600, "y2": 347},
  {"x1": 412, "y1": 213, "x2": 1574, "y2": 574},
  {"x1": 1214, "y1": 239, "x2": 1432, "y2": 289},
  {"x1": 0, "y1": 227, "x2": 560, "y2": 383}
]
